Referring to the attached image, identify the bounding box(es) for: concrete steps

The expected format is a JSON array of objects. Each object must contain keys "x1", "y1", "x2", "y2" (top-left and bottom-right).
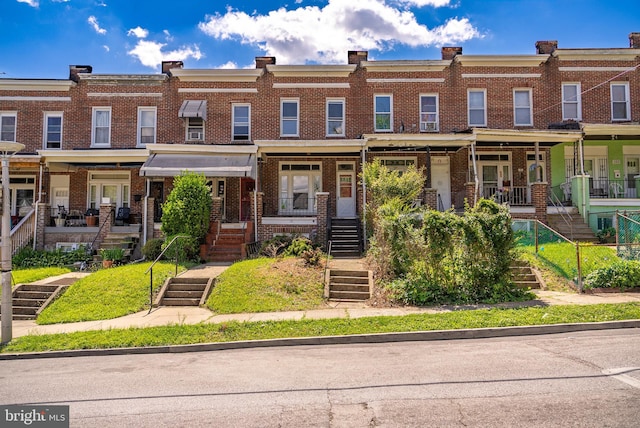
[
  {"x1": 0, "y1": 283, "x2": 67, "y2": 320},
  {"x1": 155, "y1": 277, "x2": 213, "y2": 306},
  {"x1": 95, "y1": 230, "x2": 141, "y2": 262},
  {"x1": 329, "y1": 218, "x2": 362, "y2": 258},
  {"x1": 511, "y1": 260, "x2": 542, "y2": 289},
  {"x1": 547, "y1": 214, "x2": 597, "y2": 242},
  {"x1": 328, "y1": 269, "x2": 371, "y2": 301}
]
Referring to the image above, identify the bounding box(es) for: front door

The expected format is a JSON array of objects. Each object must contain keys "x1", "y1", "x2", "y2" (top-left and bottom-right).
[
  {"x1": 431, "y1": 157, "x2": 451, "y2": 210},
  {"x1": 240, "y1": 178, "x2": 255, "y2": 221},
  {"x1": 626, "y1": 157, "x2": 639, "y2": 197},
  {"x1": 336, "y1": 162, "x2": 356, "y2": 217}
]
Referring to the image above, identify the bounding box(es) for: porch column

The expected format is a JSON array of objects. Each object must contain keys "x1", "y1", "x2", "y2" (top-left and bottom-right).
[
  {"x1": 253, "y1": 192, "x2": 265, "y2": 241},
  {"x1": 35, "y1": 202, "x2": 49, "y2": 250},
  {"x1": 531, "y1": 182, "x2": 548, "y2": 224},
  {"x1": 97, "y1": 203, "x2": 115, "y2": 248},
  {"x1": 146, "y1": 197, "x2": 155, "y2": 241},
  {"x1": 424, "y1": 188, "x2": 437, "y2": 210},
  {"x1": 465, "y1": 182, "x2": 477, "y2": 208},
  {"x1": 211, "y1": 197, "x2": 222, "y2": 223},
  {"x1": 316, "y1": 192, "x2": 329, "y2": 250}
]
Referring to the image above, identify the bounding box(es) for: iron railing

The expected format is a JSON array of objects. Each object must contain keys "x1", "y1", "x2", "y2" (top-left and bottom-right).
[
  {"x1": 482, "y1": 185, "x2": 530, "y2": 206},
  {"x1": 263, "y1": 196, "x2": 318, "y2": 216},
  {"x1": 144, "y1": 234, "x2": 190, "y2": 314}
]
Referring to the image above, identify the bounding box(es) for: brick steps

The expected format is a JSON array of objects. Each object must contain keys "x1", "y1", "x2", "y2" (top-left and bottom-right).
[{"x1": 202, "y1": 225, "x2": 247, "y2": 263}]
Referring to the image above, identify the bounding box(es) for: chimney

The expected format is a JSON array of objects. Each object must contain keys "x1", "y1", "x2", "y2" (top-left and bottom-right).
[
  {"x1": 630, "y1": 32, "x2": 640, "y2": 49},
  {"x1": 441, "y1": 47, "x2": 462, "y2": 60},
  {"x1": 162, "y1": 60, "x2": 183, "y2": 75},
  {"x1": 348, "y1": 50, "x2": 368, "y2": 65},
  {"x1": 535, "y1": 40, "x2": 558, "y2": 55},
  {"x1": 255, "y1": 56, "x2": 276, "y2": 69},
  {"x1": 69, "y1": 65, "x2": 92, "y2": 82}
]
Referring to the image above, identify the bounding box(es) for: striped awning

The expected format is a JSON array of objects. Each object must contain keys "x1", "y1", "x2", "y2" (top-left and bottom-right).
[{"x1": 178, "y1": 100, "x2": 207, "y2": 120}]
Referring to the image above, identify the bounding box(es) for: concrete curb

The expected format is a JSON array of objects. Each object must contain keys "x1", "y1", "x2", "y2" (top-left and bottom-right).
[{"x1": 2, "y1": 319, "x2": 639, "y2": 360}]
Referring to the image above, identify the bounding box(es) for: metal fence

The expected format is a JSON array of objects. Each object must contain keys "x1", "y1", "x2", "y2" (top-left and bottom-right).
[{"x1": 616, "y1": 211, "x2": 640, "y2": 260}]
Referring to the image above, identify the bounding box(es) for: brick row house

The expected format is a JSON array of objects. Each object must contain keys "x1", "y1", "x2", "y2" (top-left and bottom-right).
[{"x1": 0, "y1": 33, "x2": 639, "y2": 256}]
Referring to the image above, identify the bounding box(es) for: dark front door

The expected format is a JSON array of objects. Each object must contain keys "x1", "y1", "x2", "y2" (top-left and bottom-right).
[
  {"x1": 151, "y1": 181, "x2": 164, "y2": 222},
  {"x1": 240, "y1": 178, "x2": 255, "y2": 221}
]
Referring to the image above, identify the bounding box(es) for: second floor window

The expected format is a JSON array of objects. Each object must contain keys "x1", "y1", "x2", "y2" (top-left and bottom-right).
[
  {"x1": 562, "y1": 83, "x2": 582, "y2": 121},
  {"x1": 92, "y1": 107, "x2": 111, "y2": 146},
  {"x1": 44, "y1": 112, "x2": 62, "y2": 149},
  {"x1": 0, "y1": 112, "x2": 17, "y2": 141},
  {"x1": 187, "y1": 117, "x2": 204, "y2": 141},
  {"x1": 467, "y1": 89, "x2": 486, "y2": 127},
  {"x1": 374, "y1": 95, "x2": 392, "y2": 132},
  {"x1": 514, "y1": 89, "x2": 532, "y2": 126},
  {"x1": 326, "y1": 99, "x2": 345, "y2": 136},
  {"x1": 611, "y1": 82, "x2": 631, "y2": 121},
  {"x1": 138, "y1": 107, "x2": 156, "y2": 146},
  {"x1": 233, "y1": 104, "x2": 250, "y2": 141},
  {"x1": 420, "y1": 94, "x2": 439, "y2": 132},
  {"x1": 281, "y1": 99, "x2": 299, "y2": 136}
]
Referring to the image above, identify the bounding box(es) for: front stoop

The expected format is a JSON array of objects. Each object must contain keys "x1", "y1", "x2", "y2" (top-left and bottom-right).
[
  {"x1": 327, "y1": 269, "x2": 372, "y2": 301},
  {"x1": 0, "y1": 284, "x2": 68, "y2": 320},
  {"x1": 511, "y1": 260, "x2": 543, "y2": 290},
  {"x1": 154, "y1": 277, "x2": 214, "y2": 307}
]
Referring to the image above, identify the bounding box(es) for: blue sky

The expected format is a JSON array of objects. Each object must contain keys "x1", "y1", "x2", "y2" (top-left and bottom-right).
[{"x1": 2, "y1": 0, "x2": 640, "y2": 79}]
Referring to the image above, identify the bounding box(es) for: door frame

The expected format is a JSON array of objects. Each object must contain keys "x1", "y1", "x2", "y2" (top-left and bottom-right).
[{"x1": 336, "y1": 161, "x2": 356, "y2": 218}]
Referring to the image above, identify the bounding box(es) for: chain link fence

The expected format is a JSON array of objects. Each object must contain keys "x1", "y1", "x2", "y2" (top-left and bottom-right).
[{"x1": 616, "y1": 211, "x2": 640, "y2": 261}]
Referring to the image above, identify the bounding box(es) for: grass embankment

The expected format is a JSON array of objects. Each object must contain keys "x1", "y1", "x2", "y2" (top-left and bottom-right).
[
  {"x1": 3, "y1": 303, "x2": 639, "y2": 354},
  {"x1": 12, "y1": 267, "x2": 71, "y2": 286},
  {"x1": 36, "y1": 262, "x2": 187, "y2": 325}
]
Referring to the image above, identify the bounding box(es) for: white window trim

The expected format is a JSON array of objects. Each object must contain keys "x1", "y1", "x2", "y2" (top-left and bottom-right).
[
  {"x1": 137, "y1": 106, "x2": 157, "y2": 147},
  {"x1": 278, "y1": 162, "x2": 322, "y2": 214},
  {"x1": 42, "y1": 112, "x2": 63, "y2": 150},
  {"x1": 419, "y1": 93, "x2": 439, "y2": 132},
  {"x1": 326, "y1": 98, "x2": 345, "y2": 137},
  {"x1": 467, "y1": 89, "x2": 487, "y2": 127},
  {"x1": 513, "y1": 88, "x2": 533, "y2": 127},
  {"x1": 91, "y1": 107, "x2": 111, "y2": 147},
  {"x1": 232, "y1": 103, "x2": 251, "y2": 141},
  {"x1": 88, "y1": 171, "x2": 131, "y2": 209},
  {"x1": 374, "y1": 94, "x2": 393, "y2": 132},
  {"x1": 611, "y1": 82, "x2": 631, "y2": 121},
  {"x1": 379, "y1": 157, "x2": 418, "y2": 173},
  {"x1": 280, "y1": 98, "x2": 300, "y2": 137},
  {"x1": 0, "y1": 111, "x2": 17, "y2": 142},
  {"x1": 561, "y1": 82, "x2": 582, "y2": 121},
  {"x1": 185, "y1": 117, "x2": 204, "y2": 141}
]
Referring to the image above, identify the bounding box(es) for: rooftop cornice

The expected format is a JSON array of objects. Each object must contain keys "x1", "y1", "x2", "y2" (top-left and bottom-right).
[
  {"x1": 148, "y1": 143, "x2": 257, "y2": 155},
  {"x1": 38, "y1": 148, "x2": 149, "y2": 164},
  {"x1": 0, "y1": 79, "x2": 75, "y2": 91},
  {"x1": 171, "y1": 68, "x2": 263, "y2": 83},
  {"x1": 363, "y1": 133, "x2": 473, "y2": 147},
  {"x1": 473, "y1": 128, "x2": 583, "y2": 143},
  {"x1": 455, "y1": 55, "x2": 549, "y2": 67},
  {"x1": 553, "y1": 48, "x2": 640, "y2": 61},
  {"x1": 581, "y1": 123, "x2": 640, "y2": 136},
  {"x1": 78, "y1": 74, "x2": 167, "y2": 83},
  {"x1": 266, "y1": 65, "x2": 356, "y2": 78},
  {"x1": 361, "y1": 60, "x2": 451, "y2": 72}
]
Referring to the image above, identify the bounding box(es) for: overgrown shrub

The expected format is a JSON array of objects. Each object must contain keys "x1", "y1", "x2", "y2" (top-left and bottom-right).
[
  {"x1": 161, "y1": 172, "x2": 212, "y2": 242},
  {"x1": 161, "y1": 235, "x2": 199, "y2": 262},
  {"x1": 141, "y1": 238, "x2": 164, "y2": 261},
  {"x1": 259, "y1": 235, "x2": 293, "y2": 257},
  {"x1": 584, "y1": 260, "x2": 640, "y2": 290},
  {"x1": 301, "y1": 247, "x2": 324, "y2": 266},
  {"x1": 12, "y1": 246, "x2": 91, "y2": 269},
  {"x1": 283, "y1": 237, "x2": 313, "y2": 257}
]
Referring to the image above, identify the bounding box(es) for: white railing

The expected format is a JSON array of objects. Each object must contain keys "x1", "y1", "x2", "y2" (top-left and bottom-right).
[{"x1": 10, "y1": 208, "x2": 36, "y2": 255}]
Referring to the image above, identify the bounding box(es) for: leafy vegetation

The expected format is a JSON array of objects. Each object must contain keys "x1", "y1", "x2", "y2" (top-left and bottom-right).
[
  {"x1": 584, "y1": 260, "x2": 640, "y2": 290},
  {"x1": 141, "y1": 238, "x2": 164, "y2": 261},
  {"x1": 161, "y1": 171, "x2": 212, "y2": 242},
  {"x1": 12, "y1": 267, "x2": 71, "y2": 286},
  {"x1": 12, "y1": 246, "x2": 91, "y2": 269},
  {"x1": 100, "y1": 247, "x2": 124, "y2": 262}
]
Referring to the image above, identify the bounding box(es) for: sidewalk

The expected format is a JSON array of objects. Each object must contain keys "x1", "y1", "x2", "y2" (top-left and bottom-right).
[{"x1": 8, "y1": 259, "x2": 640, "y2": 339}]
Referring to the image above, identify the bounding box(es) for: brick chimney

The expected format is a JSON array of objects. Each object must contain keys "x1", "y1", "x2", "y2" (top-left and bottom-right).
[
  {"x1": 69, "y1": 65, "x2": 92, "y2": 82},
  {"x1": 161, "y1": 60, "x2": 183, "y2": 75},
  {"x1": 255, "y1": 56, "x2": 276, "y2": 69},
  {"x1": 441, "y1": 47, "x2": 462, "y2": 60},
  {"x1": 630, "y1": 32, "x2": 640, "y2": 49},
  {"x1": 536, "y1": 40, "x2": 558, "y2": 55},
  {"x1": 348, "y1": 50, "x2": 368, "y2": 65}
]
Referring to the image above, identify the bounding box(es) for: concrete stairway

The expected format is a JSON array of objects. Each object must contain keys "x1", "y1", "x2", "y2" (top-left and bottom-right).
[
  {"x1": 510, "y1": 260, "x2": 542, "y2": 289},
  {"x1": 97, "y1": 227, "x2": 141, "y2": 262},
  {"x1": 0, "y1": 283, "x2": 67, "y2": 320},
  {"x1": 328, "y1": 269, "x2": 371, "y2": 301},
  {"x1": 155, "y1": 277, "x2": 213, "y2": 307},
  {"x1": 547, "y1": 213, "x2": 597, "y2": 242},
  {"x1": 329, "y1": 218, "x2": 362, "y2": 258}
]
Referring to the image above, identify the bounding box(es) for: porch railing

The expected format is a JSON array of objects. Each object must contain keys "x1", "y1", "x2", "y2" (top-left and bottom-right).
[
  {"x1": 482, "y1": 185, "x2": 529, "y2": 206},
  {"x1": 10, "y1": 208, "x2": 36, "y2": 255},
  {"x1": 588, "y1": 178, "x2": 636, "y2": 199},
  {"x1": 263, "y1": 196, "x2": 318, "y2": 216}
]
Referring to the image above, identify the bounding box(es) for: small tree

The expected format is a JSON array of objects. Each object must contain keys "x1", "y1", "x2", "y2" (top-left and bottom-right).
[{"x1": 161, "y1": 172, "x2": 212, "y2": 242}]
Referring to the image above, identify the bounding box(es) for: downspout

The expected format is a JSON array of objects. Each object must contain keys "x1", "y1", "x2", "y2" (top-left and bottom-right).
[
  {"x1": 32, "y1": 161, "x2": 44, "y2": 250},
  {"x1": 470, "y1": 140, "x2": 479, "y2": 205},
  {"x1": 579, "y1": 137, "x2": 587, "y2": 221}
]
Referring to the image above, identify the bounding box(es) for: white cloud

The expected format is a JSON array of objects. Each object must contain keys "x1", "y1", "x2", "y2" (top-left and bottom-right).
[
  {"x1": 198, "y1": 0, "x2": 480, "y2": 64},
  {"x1": 52, "y1": 0, "x2": 71, "y2": 3},
  {"x1": 17, "y1": 0, "x2": 39, "y2": 7},
  {"x1": 163, "y1": 29, "x2": 174, "y2": 42},
  {"x1": 128, "y1": 40, "x2": 203, "y2": 68},
  {"x1": 218, "y1": 61, "x2": 238, "y2": 69},
  {"x1": 397, "y1": 0, "x2": 452, "y2": 7},
  {"x1": 88, "y1": 15, "x2": 107, "y2": 35},
  {"x1": 127, "y1": 26, "x2": 149, "y2": 38},
  {"x1": 103, "y1": 45, "x2": 110, "y2": 52}
]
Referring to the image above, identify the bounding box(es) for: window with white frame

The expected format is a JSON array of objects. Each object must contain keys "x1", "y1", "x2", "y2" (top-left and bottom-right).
[
  {"x1": 562, "y1": 83, "x2": 582, "y2": 121},
  {"x1": 43, "y1": 112, "x2": 62, "y2": 149},
  {"x1": 137, "y1": 107, "x2": 156, "y2": 146},
  {"x1": 88, "y1": 172, "x2": 130, "y2": 210},
  {"x1": 611, "y1": 82, "x2": 631, "y2": 121},
  {"x1": 513, "y1": 89, "x2": 532, "y2": 126},
  {"x1": 380, "y1": 157, "x2": 417, "y2": 174},
  {"x1": 279, "y1": 163, "x2": 321, "y2": 214},
  {"x1": 326, "y1": 99, "x2": 345, "y2": 136},
  {"x1": 374, "y1": 94, "x2": 392, "y2": 132},
  {"x1": 420, "y1": 94, "x2": 439, "y2": 132},
  {"x1": 186, "y1": 117, "x2": 204, "y2": 141},
  {"x1": 0, "y1": 112, "x2": 17, "y2": 142},
  {"x1": 92, "y1": 107, "x2": 111, "y2": 146},
  {"x1": 281, "y1": 99, "x2": 299, "y2": 136},
  {"x1": 232, "y1": 104, "x2": 250, "y2": 141},
  {"x1": 4, "y1": 176, "x2": 36, "y2": 217},
  {"x1": 467, "y1": 89, "x2": 486, "y2": 127}
]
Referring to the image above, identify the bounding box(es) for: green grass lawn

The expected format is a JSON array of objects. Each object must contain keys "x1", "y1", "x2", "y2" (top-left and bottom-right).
[
  {"x1": 206, "y1": 257, "x2": 326, "y2": 314},
  {"x1": 12, "y1": 267, "x2": 71, "y2": 286},
  {"x1": 3, "y1": 302, "x2": 639, "y2": 354},
  {"x1": 36, "y1": 261, "x2": 187, "y2": 325}
]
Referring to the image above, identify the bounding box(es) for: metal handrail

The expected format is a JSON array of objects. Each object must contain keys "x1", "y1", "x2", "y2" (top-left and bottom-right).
[
  {"x1": 88, "y1": 209, "x2": 114, "y2": 254},
  {"x1": 145, "y1": 234, "x2": 190, "y2": 314},
  {"x1": 548, "y1": 190, "x2": 573, "y2": 240}
]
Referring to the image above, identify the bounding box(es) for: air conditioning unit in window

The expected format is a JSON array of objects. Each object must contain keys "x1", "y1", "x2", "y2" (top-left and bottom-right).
[
  {"x1": 189, "y1": 131, "x2": 203, "y2": 140},
  {"x1": 421, "y1": 122, "x2": 438, "y2": 132}
]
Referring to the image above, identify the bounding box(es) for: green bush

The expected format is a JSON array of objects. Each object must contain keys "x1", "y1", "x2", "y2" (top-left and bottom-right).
[
  {"x1": 301, "y1": 247, "x2": 324, "y2": 266},
  {"x1": 141, "y1": 238, "x2": 164, "y2": 261},
  {"x1": 161, "y1": 172, "x2": 211, "y2": 242},
  {"x1": 161, "y1": 235, "x2": 199, "y2": 262},
  {"x1": 12, "y1": 246, "x2": 91, "y2": 269},
  {"x1": 259, "y1": 235, "x2": 293, "y2": 257},
  {"x1": 584, "y1": 260, "x2": 640, "y2": 290},
  {"x1": 283, "y1": 237, "x2": 313, "y2": 257}
]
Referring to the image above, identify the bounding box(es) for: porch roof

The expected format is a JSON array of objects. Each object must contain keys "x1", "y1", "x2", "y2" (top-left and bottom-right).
[{"x1": 139, "y1": 153, "x2": 255, "y2": 178}]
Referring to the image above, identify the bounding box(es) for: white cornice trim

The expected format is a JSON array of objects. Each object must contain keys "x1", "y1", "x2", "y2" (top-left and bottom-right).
[
  {"x1": 582, "y1": 123, "x2": 640, "y2": 136},
  {"x1": 272, "y1": 83, "x2": 350, "y2": 89},
  {"x1": 456, "y1": 55, "x2": 549, "y2": 67},
  {"x1": 148, "y1": 143, "x2": 257, "y2": 155},
  {"x1": 78, "y1": 74, "x2": 167, "y2": 82},
  {"x1": 363, "y1": 133, "x2": 473, "y2": 147},
  {"x1": 472, "y1": 128, "x2": 582, "y2": 143},
  {"x1": 178, "y1": 88, "x2": 258, "y2": 93},
  {"x1": 462, "y1": 73, "x2": 541, "y2": 78},
  {"x1": 266, "y1": 65, "x2": 356, "y2": 78},
  {"x1": 87, "y1": 93, "x2": 162, "y2": 98},
  {"x1": 559, "y1": 66, "x2": 635, "y2": 72},
  {"x1": 361, "y1": 60, "x2": 450, "y2": 72},
  {"x1": 38, "y1": 149, "x2": 150, "y2": 164},
  {"x1": 171, "y1": 69, "x2": 263, "y2": 82},
  {"x1": 0, "y1": 80, "x2": 75, "y2": 91},
  {"x1": 553, "y1": 49, "x2": 640, "y2": 61},
  {"x1": 256, "y1": 139, "x2": 365, "y2": 153},
  {"x1": 0, "y1": 96, "x2": 71, "y2": 102},
  {"x1": 366, "y1": 78, "x2": 445, "y2": 83}
]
